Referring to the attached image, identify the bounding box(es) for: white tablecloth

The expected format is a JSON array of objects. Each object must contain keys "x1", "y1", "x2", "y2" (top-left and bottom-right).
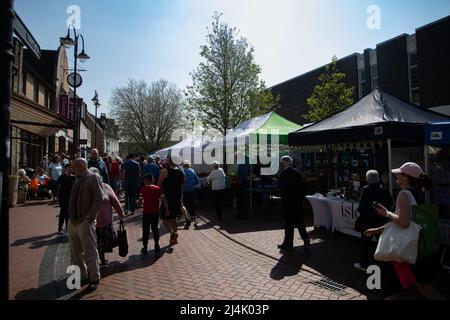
[
  {"x1": 306, "y1": 196, "x2": 361, "y2": 238},
  {"x1": 306, "y1": 196, "x2": 332, "y2": 230}
]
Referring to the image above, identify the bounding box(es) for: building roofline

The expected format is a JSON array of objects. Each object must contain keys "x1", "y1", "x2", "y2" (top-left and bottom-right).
[
  {"x1": 416, "y1": 15, "x2": 450, "y2": 32},
  {"x1": 376, "y1": 33, "x2": 409, "y2": 47},
  {"x1": 270, "y1": 53, "x2": 360, "y2": 89}
]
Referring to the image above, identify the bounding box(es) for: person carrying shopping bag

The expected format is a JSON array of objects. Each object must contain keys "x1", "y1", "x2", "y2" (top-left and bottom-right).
[{"x1": 365, "y1": 162, "x2": 444, "y2": 300}]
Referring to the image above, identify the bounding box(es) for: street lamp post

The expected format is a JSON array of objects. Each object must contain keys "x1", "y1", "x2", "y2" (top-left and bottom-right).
[
  {"x1": 0, "y1": 0, "x2": 14, "y2": 300},
  {"x1": 91, "y1": 90, "x2": 100, "y2": 149},
  {"x1": 60, "y1": 25, "x2": 90, "y2": 161}
]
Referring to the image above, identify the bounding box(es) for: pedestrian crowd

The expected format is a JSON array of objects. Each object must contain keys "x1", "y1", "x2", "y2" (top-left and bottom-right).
[{"x1": 18, "y1": 149, "x2": 445, "y2": 299}]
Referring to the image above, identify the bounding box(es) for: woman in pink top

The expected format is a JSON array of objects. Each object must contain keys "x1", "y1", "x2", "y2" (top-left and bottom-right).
[{"x1": 89, "y1": 167, "x2": 125, "y2": 266}]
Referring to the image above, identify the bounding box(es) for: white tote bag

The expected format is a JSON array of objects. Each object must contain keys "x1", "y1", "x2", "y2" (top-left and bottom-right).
[
  {"x1": 374, "y1": 191, "x2": 421, "y2": 264},
  {"x1": 374, "y1": 221, "x2": 422, "y2": 264}
]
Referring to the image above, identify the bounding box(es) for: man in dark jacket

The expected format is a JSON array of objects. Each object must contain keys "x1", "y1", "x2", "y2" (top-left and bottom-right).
[
  {"x1": 122, "y1": 153, "x2": 141, "y2": 215},
  {"x1": 354, "y1": 170, "x2": 393, "y2": 271},
  {"x1": 87, "y1": 148, "x2": 109, "y2": 185},
  {"x1": 56, "y1": 163, "x2": 76, "y2": 234},
  {"x1": 278, "y1": 156, "x2": 310, "y2": 250}
]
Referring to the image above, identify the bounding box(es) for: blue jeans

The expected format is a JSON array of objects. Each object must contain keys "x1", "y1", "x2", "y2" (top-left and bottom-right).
[
  {"x1": 125, "y1": 183, "x2": 138, "y2": 212},
  {"x1": 110, "y1": 178, "x2": 120, "y2": 195}
]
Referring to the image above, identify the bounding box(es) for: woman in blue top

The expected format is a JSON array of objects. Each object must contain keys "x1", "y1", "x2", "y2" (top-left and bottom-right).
[{"x1": 182, "y1": 160, "x2": 200, "y2": 229}]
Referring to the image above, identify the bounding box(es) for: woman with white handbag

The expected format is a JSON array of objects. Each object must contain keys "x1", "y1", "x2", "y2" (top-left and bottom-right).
[{"x1": 365, "y1": 162, "x2": 444, "y2": 300}]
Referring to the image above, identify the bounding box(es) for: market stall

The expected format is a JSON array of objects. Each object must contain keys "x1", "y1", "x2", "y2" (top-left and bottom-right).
[
  {"x1": 425, "y1": 121, "x2": 450, "y2": 268},
  {"x1": 306, "y1": 194, "x2": 361, "y2": 238},
  {"x1": 155, "y1": 135, "x2": 212, "y2": 175},
  {"x1": 205, "y1": 112, "x2": 302, "y2": 215},
  {"x1": 289, "y1": 88, "x2": 449, "y2": 237}
]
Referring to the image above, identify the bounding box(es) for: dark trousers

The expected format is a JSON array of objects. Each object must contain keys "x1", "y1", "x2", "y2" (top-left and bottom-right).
[
  {"x1": 183, "y1": 192, "x2": 196, "y2": 217},
  {"x1": 125, "y1": 184, "x2": 138, "y2": 212},
  {"x1": 359, "y1": 232, "x2": 374, "y2": 269},
  {"x1": 58, "y1": 197, "x2": 69, "y2": 229},
  {"x1": 236, "y1": 184, "x2": 248, "y2": 216},
  {"x1": 283, "y1": 207, "x2": 309, "y2": 245},
  {"x1": 213, "y1": 189, "x2": 225, "y2": 218},
  {"x1": 142, "y1": 214, "x2": 160, "y2": 247}
]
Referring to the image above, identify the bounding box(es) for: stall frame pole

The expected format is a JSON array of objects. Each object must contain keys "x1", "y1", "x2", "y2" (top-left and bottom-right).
[
  {"x1": 424, "y1": 145, "x2": 430, "y2": 204},
  {"x1": 387, "y1": 139, "x2": 393, "y2": 196}
]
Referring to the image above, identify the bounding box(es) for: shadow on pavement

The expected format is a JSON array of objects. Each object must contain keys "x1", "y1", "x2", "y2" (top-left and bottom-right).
[
  {"x1": 270, "y1": 249, "x2": 312, "y2": 281},
  {"x1": 14, "y1": 278, "x2": 69, "y2": 300},
  {"x1": 294, "y1": 229, "x2": 382, "y2": 300},
  {"x1": 98, "y1": 251, "x2": 167, "y2": 279},
  {"x1": 16, "y1": 200, "x2": 54, "y2": 207},
  {"x1": 11, "y1": 233, "x2": 57, "y2": 247},
  {"x1": 195, "y1": 198, "x2": 316, "y2": 236},
  {"x1": 68, "y1": 286, "x2": 98, "y2": 300},
  {"x1": 29, "y1": 236, "x2": 68, "y2": 249}
]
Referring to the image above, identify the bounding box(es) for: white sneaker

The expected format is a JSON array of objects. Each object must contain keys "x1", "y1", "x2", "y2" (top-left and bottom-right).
[{"x1": 353, "y1": 263, "x2": 367, "y2": 272}]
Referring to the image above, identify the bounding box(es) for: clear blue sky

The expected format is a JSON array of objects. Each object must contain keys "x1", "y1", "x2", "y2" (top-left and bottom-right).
[{"x1": 14, "y1": 0, "x2": 450, "y2": 116}]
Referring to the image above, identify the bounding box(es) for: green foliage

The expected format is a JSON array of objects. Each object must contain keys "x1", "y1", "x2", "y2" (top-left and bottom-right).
[
  {"x1": 305, "y1": 56, "x2": 355, "y2": 123},
  {"x1": 186, "y1": 12, "x2": 278, "y2": 135}
]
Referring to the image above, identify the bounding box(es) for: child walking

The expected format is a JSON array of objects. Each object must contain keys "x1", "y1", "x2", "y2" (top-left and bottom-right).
[{"x1": 138, "y1": 174, "x2": 166, "y2": 254}]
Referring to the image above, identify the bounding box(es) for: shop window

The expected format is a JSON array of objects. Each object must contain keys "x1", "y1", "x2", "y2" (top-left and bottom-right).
[
  {"x1": 22, "y1": 70, "x2": 27, "y2": 95},
  {"x1": 409, "y1": 52, "x2": 420, "y2": 105},
  {"x1": 411, "y1": 88, "x2": 421, "y2": 106},
  {"x1": 370, "y1": 65, "x2": 378, "y2": 90},
  {"x1": 58, "y1": 136, "x2": 66, "y2": 153},
  {"x1": 33, "y1": 79, "x2": 39, "y2": 103},
  {"x1": 45, "y1": 90, "x2": 50, "y2": 109},
  {"x1": 358, "y1": 69, "x2": 366, "y2": 99}
]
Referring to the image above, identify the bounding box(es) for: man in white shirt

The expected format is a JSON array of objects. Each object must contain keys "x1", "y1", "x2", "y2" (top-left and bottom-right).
[
  {"x1": 207, "y1": 161, "x2": 227, "y2": 220},
  {"x1": 49, "y1": 155, "x2": 63, "y2": 201},
  {"x1": 60, "y1": 153, "x2": 70, "y2": 166}
]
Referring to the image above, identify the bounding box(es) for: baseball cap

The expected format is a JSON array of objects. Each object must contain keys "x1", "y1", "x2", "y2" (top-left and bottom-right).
[
  {"x1": 183, "y1": 160, "x2": 191, "y2": 166},
  {"x1": 391, "y1": 162, "x2": 424, "y2": 179},
  {"x1": 169, "y1": 154, "x2": 183, "y2": 166}
]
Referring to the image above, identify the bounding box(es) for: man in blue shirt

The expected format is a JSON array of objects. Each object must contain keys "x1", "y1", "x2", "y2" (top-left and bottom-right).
[
  {"x1": 122, "y1": 153, "x2": 141, "y2": 215},
  {"x1": 182, "y1": 160, "x2": 200, "y2": 228},
  {"x1": 87, "y1": 148, "x2": 109, "y2": 185},
  {"x1": 143, "y1": 157, "x2": 161, "y2": 182}
]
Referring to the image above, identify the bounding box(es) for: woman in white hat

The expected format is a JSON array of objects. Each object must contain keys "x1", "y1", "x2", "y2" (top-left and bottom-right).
[
  {"x1": 207, "y1": 161, "x2": 227, "y2": 220},
  {"x1": 365, "y1": 162, "x2": 444, "y2": 300}
]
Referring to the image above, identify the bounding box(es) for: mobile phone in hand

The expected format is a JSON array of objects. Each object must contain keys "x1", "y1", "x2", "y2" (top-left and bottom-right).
[{"x1": 372, "y1": 202, "x2": 382, "y2": 210}]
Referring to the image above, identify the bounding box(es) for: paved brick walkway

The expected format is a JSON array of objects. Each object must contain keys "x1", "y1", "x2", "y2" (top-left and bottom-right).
[{"x1": 9, "y1": 195, "x2": 450, "y2": 300}]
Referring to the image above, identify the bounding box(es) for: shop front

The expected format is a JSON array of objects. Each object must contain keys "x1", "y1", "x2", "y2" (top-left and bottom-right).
[{"x1": 10, "y1": 93, "x2": 73, "y2": 174}]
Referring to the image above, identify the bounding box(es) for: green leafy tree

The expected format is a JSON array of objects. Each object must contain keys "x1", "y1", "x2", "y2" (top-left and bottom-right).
[
  {"x1": 186, "y1": 12, "x2": 278, "y2": 136},
  {"x1": 305, "y1": 56, "x2": 355, "y2": 123}
]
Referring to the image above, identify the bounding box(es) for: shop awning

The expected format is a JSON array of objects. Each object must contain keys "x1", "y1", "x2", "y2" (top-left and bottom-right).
[
  {"x1": 11, "y1": 93, "x2": 73, "y2": 137},
  {"x1": 289, "y1": 89, "x2": 450, "y2": 146}
]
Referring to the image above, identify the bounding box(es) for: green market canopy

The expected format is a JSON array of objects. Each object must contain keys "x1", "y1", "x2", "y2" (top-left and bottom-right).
[{"x1": 209, "y1": 111, "x2": 303, "y2": 150}]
